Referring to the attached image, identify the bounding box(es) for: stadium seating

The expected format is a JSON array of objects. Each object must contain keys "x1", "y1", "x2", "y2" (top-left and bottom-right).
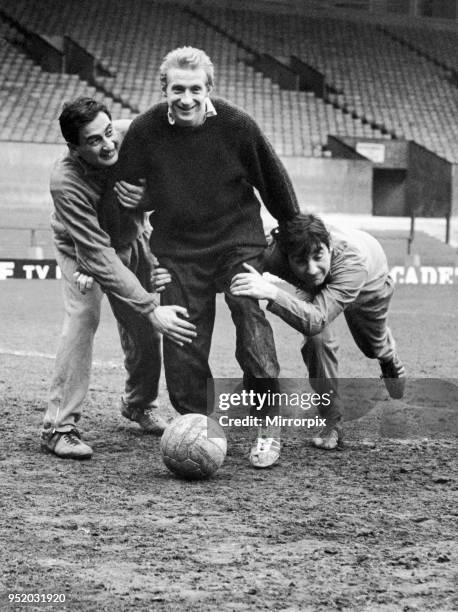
[
  {"x1": 0, "y1": 0, "x2": 387, "y2": 156},
  {"x1": 382, "y1": 24, "x2": 458, "y2": 73},
  {"x1": 0, "y1": 18, "x2": 132, "y2": 143},
  {"x1": 0, "y1": 0, "x2": 455, "y2": 162},
  {"x1": 191, "y1": 6, "x2": 458, "y2": 162}
]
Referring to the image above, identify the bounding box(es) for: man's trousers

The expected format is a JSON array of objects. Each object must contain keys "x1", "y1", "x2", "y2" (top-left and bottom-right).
[
  {"x1": 159, "y1": 246, "x2": 280, "y2": 415},
  {"x1": 301, "y1": 275, "x2": 397, "y2": 424},
  {"x1": 44, "y1": 239, "x2": 161, "y2": 432}
]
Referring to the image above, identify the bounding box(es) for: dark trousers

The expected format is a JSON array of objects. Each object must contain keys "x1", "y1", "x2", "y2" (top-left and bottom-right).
[
  {"x1": 108, "y1": 236, "x2": 161, "y2": 411},
  {"x1": 159, "y1": 247, "x2": 280, "y2": 415}
]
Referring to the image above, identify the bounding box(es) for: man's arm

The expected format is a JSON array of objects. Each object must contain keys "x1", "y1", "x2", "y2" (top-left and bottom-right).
[
  {"x1": 242, "y1": 119, "x2": 300, "y2": 222},
  {"x1": 52, "y1": 178, "x2": 158, "y2": 316},
  {"x1": 231, "y1": 253, "x2": 368, "y2": 336},
  {"x1": 109, "y1": 115, "x2": 154, "y2": 209},
  {"x1": 267, "y1": 255, "x2": 368, "y2": 335},
  {"x1": 52, "y1": 180, "x2": 196, "y2": 345}
]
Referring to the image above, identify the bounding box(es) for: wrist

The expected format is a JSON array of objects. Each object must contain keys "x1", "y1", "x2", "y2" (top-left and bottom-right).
[{"x1": 265, "y1": 283, "x2": 279, "y2": 302}]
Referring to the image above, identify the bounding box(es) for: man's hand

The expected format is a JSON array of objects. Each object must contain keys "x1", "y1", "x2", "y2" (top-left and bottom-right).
[
  {"x1": 148, "y1": 305, "x2": 197, "y2": 346},
  {"x1": 230, "y1": 263, "x2": 279, "y2": 301},
  {"x1": 114, "y1": 178, "x2": 146, "y2": 209},
  {"x1": 151, "y1": 266, "x2": 172, "y2": 293},
  {"x1": 73, "y1": 271, "x2": 94, "y2": 294}
]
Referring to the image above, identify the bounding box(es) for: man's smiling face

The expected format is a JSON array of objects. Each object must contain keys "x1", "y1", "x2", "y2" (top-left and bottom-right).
[
  {"x1": 165, "y1": 67, "x2": 211, "y2": 127},
  {"x1": 288, "y1": 242, "x2": 332, "y2": 287},
  {"x1": 71, "y1": 112, "x2": 120, "y2": 168}
]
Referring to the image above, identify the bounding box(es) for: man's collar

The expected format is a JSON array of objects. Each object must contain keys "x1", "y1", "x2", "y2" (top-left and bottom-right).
[
  {"x1": 69, "y1": 149, "x2": 107, "y2": 177},
  {"x1": 167, "y1": 98, "x2": 217, "y2": 126},
  {"x1": 204, "y1": 97, "x2": 217, "y2": 118}
]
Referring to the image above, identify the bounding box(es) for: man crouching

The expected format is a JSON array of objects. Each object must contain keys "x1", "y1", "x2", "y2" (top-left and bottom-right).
[{"x1": 230, "y1": 213, "x2": 406, "y2": 450}]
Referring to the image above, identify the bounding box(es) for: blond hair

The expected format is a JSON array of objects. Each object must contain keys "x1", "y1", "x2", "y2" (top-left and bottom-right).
[{"x1": 160, "y1": 46, "x2": 214, "y2": 91}]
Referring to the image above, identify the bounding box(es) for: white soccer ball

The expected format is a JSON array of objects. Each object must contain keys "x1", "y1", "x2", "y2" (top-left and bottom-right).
[{"x1": 160, "y1": 414, "x2": 227, "y2": 480}]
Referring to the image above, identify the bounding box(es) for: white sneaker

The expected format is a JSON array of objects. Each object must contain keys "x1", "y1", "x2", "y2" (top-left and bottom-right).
[{"x1": 249, "y1": 435, "x2": 281, "y2": 468}]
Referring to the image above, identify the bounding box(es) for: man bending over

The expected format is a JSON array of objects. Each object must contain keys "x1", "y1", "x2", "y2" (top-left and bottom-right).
[
  {"x1": 231, "y1": 213, "x2": 406, "y2": 449},
  {"x1": 42, "y1": 97, "x2": 195, "y2": 460}
]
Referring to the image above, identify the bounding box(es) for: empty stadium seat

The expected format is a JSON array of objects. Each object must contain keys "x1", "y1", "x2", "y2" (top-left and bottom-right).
[{"x1": 0, "y1": 0, "x2": 455, "y2": 161}]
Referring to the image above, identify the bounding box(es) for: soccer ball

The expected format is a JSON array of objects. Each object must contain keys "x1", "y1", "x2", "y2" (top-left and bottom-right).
[{"x1": 160, "y1": 414, "x2": 227, "y2": 480}]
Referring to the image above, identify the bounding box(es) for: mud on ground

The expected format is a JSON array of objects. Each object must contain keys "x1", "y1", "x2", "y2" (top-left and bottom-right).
[{"x1": 0, "y1": 354, "x2": 457, "y2": 612}]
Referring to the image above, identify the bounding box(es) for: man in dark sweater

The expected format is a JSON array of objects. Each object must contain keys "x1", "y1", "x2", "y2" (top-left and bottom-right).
[{"x1": 106, "y1": 46, "x2": 300, "y2": 467}]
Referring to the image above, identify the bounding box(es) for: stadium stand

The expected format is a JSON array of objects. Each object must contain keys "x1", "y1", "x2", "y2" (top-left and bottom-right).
[
  {"x1": 380, "y1": 24, "x2": 458, "y2": 74},
  {"x1": 0, "y1": 1, "x2": 455, "y2": 160},
  {"x1": 0, "y1": 19, "x2": 132, "y2": 143},
  {"x1": 0, "y1": 0, "x2": 388, "y2": 156},
  {"x1": 190, "y1": 5, "x2": 458, "y2": 162},
  {"x1": 0, "y1": 0, "x2": 456, "y2": 259}
]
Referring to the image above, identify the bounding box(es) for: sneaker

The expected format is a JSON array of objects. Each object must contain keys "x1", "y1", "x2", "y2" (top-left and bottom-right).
[
  {"x1": 312, "y1": 422, "x2": 343, "y2": 450},
  {"x1": 380, "y1": 354, "x2": 406, "y2": 399},
  {"x1": 41, "y1": 429, "x2": 93, "y2": 460},
  {"x1": 249, "y1": 435, "x2": 281, "y2": 468},
  {"x1": 120, "y1": 401, "x2": 169, "y2": 435}
]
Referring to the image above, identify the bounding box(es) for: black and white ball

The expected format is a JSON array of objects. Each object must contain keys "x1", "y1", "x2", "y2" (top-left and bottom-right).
[{"x1": 160, "y1": 414, "x2": 227, "y2": 480}]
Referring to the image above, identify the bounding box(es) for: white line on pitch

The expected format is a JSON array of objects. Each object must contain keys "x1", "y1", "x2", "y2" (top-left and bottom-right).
[
  {"x1": 389, "y1": 309, "x2": 457, "y2": 316},
  {"x1": 0, "y1": 348, "x2": 122, "y2": 369}
]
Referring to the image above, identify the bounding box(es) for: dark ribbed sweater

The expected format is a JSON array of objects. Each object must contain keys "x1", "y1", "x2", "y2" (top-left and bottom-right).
[{"x1": 106, "y1": 98, "x2": 299, "y2": 258}]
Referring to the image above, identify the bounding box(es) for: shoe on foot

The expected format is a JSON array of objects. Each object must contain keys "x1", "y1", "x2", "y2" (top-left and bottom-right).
[
  {"x1": 312, "y1": 422, "x2": 343, "y2": 450},
  {"x1": 380, "y1": 354, "x2": 406, "y2": 399},
  {"x1": 41, "y1": 429, "x2": 93, "y2": 459},
  {"x1": 121, "y1": 401, "x2": 169, "y2": 434},
  {"x1": 249, "y1": 434, "x2": 281, "y2": 468}
]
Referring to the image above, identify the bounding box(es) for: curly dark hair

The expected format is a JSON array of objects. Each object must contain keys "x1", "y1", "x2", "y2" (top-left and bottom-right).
[
  {"x1": 273, "y1": 213, "x2": 330, "y2": 261},
  {"x1": 59, "y1": 97, "x2": 111, "y2": 146}
]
